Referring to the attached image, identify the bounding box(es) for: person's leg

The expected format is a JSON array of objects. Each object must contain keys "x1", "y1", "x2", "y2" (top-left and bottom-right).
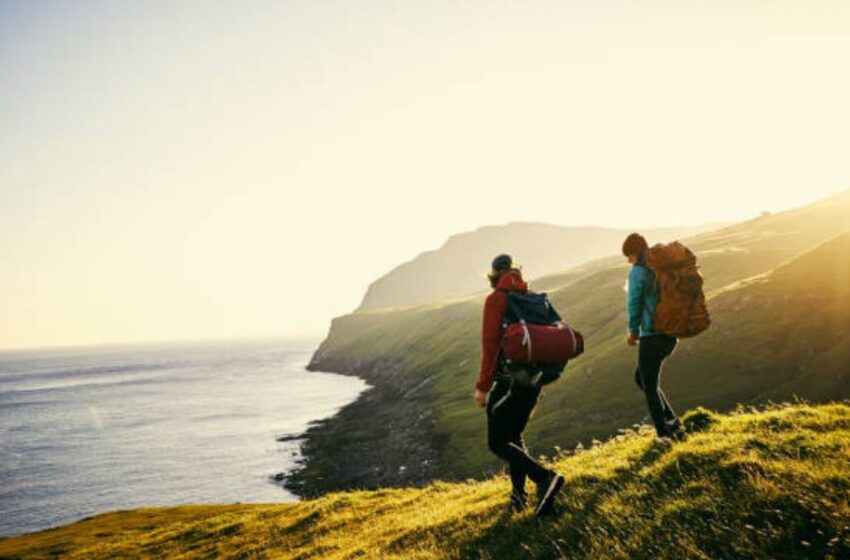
[
  {"x1": 636, "y1": 342, "x2": 676, "y2": 426},
  {"x1": 507, "y1": 434, "x2": 528, "y2": 496},
  {"x1": 486, "y1": 379, "x2": 511, "y2": 444},
  {"x1": 658, "y1": 389, "x2": 677, "y2": 423},
  {"x1": 637, "y1": 336, "x2": 674, "y2": 438},
  {"x1": 504, "y1": 385, "x2": 541, "y2": 494},
  {"x1": 637, "y1": 359, "x2": 676, "y2": 427},
  {"x1": 487, "y1": 381, "x2": 526, "y2": 511},
  {"x1": 487, "y1": 383, "x2": 549, "y2": 485},
  {"x1": 655, "y1": 336, "x2": 680, "y2": 428},
  {"x1": 509, "y1": 384, "x2": 565, "y2": 517}
]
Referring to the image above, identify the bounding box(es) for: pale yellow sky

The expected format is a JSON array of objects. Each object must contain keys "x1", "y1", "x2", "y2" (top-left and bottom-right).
[{"x1": 1, "y1": 1, "x2": 849, "y2": 350}]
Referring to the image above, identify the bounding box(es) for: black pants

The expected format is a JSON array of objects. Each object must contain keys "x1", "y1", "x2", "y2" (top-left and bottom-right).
[
  {"x1": 487, "y1": 378, "x2": 549, "y2": 494},
  {"x1": 634, "y1": 334, "x2": 679, "y2": 437}
]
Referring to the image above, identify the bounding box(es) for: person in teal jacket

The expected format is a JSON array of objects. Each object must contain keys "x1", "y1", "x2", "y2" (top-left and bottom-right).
[{"x1": 623, "y1": 233, "x2": 685, "y2": 442}]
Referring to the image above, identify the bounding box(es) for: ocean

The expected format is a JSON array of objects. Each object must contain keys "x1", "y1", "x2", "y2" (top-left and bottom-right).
[{"x1": 0, "y1": 338, "x2": 368, "y2": 537}]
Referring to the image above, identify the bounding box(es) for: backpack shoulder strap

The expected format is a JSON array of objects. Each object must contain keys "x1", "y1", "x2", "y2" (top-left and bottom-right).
[
  {"x1": 541, "y1": 292, "x2": 563, "y2": 323},
  {"x1": 503, "y1": 292, "x2": 534, "y2": 353},
  {"x1": 504, "y1": 291, "x2": 526, "y2": 323}
]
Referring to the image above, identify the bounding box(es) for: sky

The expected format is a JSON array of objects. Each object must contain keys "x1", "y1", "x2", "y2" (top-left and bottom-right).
[{"x1": 1, "y1": 0, "x2": 849, "y2": 350}]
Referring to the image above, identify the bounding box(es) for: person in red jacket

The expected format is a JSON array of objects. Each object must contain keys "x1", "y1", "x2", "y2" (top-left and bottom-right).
[{"x1": 474, "y1": 254, "x2": 564, "y2": 516}]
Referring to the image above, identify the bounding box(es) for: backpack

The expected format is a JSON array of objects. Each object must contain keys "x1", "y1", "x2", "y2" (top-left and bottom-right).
[
  {"x1": 645, "y1": 241, "x2": 711, "y2": 338},
  {"x1": 499, "y1": 291, "x2": 585, "y2": 387}
]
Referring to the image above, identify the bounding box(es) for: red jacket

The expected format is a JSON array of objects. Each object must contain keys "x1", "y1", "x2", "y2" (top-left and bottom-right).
[{"x1": 475, "y1": 270, "x2": 528, "y2": 393}]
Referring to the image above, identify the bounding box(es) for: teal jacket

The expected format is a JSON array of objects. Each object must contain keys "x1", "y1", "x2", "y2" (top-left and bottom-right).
[{"x1": 627, "y1": 262, "x2": 659, "y2": 337}]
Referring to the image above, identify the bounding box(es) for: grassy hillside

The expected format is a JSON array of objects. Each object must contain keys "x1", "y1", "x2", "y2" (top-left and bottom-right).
[
  {"x1": 527, "y1": 231, "x2": 850, "y2": 473},
  {"x1": 3, "y1": 403, "x2": 849, "y2": 559},
  {"x1": 305, "y1": 190, "x2": 850, "y2": 486},
  {"x1": 357, "y1": 222, "x2": 725, "y2": 311}
]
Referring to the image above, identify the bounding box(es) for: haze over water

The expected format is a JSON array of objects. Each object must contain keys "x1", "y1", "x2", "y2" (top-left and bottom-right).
[{"x1": 0, "y1": 338, "x2": 367, "y2": 537}]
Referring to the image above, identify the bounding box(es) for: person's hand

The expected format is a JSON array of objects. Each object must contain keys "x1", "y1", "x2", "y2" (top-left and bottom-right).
[
  {"x1": 474, "y1": 389, "x2": 487, "y2": 408},
  {"x1": 626, "y1": 332, "x2": 639, "y2": 346}
]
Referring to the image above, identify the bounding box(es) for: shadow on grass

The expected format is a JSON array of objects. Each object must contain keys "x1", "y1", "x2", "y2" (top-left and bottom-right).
[
  {"x1": 445, "y1": 435, "x2": 849, "y2": 560},
  {"x1": 449, "y1": 444, "x2": 666, "y2": 560}
]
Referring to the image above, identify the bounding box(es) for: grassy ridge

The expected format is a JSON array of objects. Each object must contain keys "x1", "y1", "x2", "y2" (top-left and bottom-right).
[
  {"x1": 357, "y1": 222, "x2": 723, "y2": 311},
  {"x1": 3, "y1": 403, "x2": 850, "y2": 559},
  {"x1": 309, "y1": 191, "x2": 850, "y2": 480}
]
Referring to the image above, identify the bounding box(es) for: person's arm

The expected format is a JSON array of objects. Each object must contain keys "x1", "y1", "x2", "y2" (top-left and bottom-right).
[
  {"x1": 626, "y1": 266, "x2": 645, "y2": 337},
  {"x1": 475, "y1": 292, "x2": 506, "y2": 394}
]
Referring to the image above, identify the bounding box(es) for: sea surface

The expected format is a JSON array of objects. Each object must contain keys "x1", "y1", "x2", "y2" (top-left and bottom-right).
[{"x1": 0, "y1": 338, "x2": 368, "y2": 537}]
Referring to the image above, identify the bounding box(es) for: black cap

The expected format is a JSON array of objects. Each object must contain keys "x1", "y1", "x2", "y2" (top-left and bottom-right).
[{"x1": 491, "y1": 254, "x2": 513, "y2": 272}]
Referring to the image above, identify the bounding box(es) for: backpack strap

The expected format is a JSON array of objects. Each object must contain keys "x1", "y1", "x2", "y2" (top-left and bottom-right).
[
  {"x1": 505, "y1": 293, "x2": 534, "y2": 363},
  {"x1": 504, "y1": 291, "x2": 525, "y2": 322},
  {"x1": 496, "y1": 289, "x2": 512, "y2": 371}
]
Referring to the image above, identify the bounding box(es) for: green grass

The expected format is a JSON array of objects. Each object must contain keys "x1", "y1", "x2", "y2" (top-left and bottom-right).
[
  {"x1": 310, "y1": 191, "x2": 850, "y2": 478},
  {"x1": 3, "y1": 403, "x2": 850, "y2": 559}
]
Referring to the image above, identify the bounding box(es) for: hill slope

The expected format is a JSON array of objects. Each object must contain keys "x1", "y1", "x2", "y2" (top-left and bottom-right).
[
  {"x1": 294, "y1": 190, "x2": 850, "y2": 494},
  {"x1": 357, "y1": 222, "x2": 725, "y2": 311},
  {"x1": 2, "y1": 403, "x2": 849, "y2": 559}
]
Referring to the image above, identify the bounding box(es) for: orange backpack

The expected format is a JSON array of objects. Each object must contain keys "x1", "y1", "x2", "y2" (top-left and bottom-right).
[{"x1": 645, "y1": 242, "x2": 710, "y2": 338}]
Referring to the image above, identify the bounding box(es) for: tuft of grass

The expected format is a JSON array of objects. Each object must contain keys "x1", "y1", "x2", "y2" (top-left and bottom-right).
[
  {"x1": 681, "y1": 407, "x2": 720, "y2": 433},
  {"x1": 2, "y1": 403, "x2": 850, "y2": 559}
]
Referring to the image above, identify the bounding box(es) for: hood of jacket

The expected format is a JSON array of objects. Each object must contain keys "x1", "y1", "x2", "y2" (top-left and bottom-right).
[{"x1": 495, "y1": 269, "x2": 528, "y2": 293}]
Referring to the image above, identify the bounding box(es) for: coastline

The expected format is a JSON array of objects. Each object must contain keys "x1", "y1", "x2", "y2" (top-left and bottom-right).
[
  {"x1": 282, "y1": 353, "x2": 443, "y2": 498},
  {"x1": 0, "y1": 339, "x2": 363, "y2": 538}
]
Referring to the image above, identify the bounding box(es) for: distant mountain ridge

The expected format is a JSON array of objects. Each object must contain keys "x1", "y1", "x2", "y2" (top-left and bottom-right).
[{"x1": 356, "y1": 222, "x2": 729, "y2": 311}]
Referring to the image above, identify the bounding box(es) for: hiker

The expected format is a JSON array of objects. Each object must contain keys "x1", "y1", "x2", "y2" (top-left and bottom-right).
[
  {"x1": 622, "y1": 233, "x2": 686, "y2": 443},
  {"x1": 474, "y1": 254, "x2": 565, "y2": 516}
]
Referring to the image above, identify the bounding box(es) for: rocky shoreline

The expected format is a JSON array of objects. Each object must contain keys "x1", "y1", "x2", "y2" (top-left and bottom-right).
[{"x1": 280, "y1": 352, "x2": 444, "y2": 498}]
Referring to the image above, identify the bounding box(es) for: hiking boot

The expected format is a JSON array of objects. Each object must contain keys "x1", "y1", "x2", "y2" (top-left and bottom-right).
[
  {"x1": 670, "y1": 424, "x2": 687, "y2": 442},
  {"x1": 534, "y1": 471, "x2": 565, "y2": 517},
  {"x1": 663, "y1": 418, "x2": 687, "y2": 442},
  {"x1": 655, "y1": 436, "x2": 674, "y2": 449},
  {"x1": 508, "y1": 489, "x2": 528, "y2": 513}
]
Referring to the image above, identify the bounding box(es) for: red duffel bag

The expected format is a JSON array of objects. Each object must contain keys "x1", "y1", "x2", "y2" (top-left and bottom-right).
[{"x1": 502, "y1": 322, "x2": 584, "y2": 365}]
